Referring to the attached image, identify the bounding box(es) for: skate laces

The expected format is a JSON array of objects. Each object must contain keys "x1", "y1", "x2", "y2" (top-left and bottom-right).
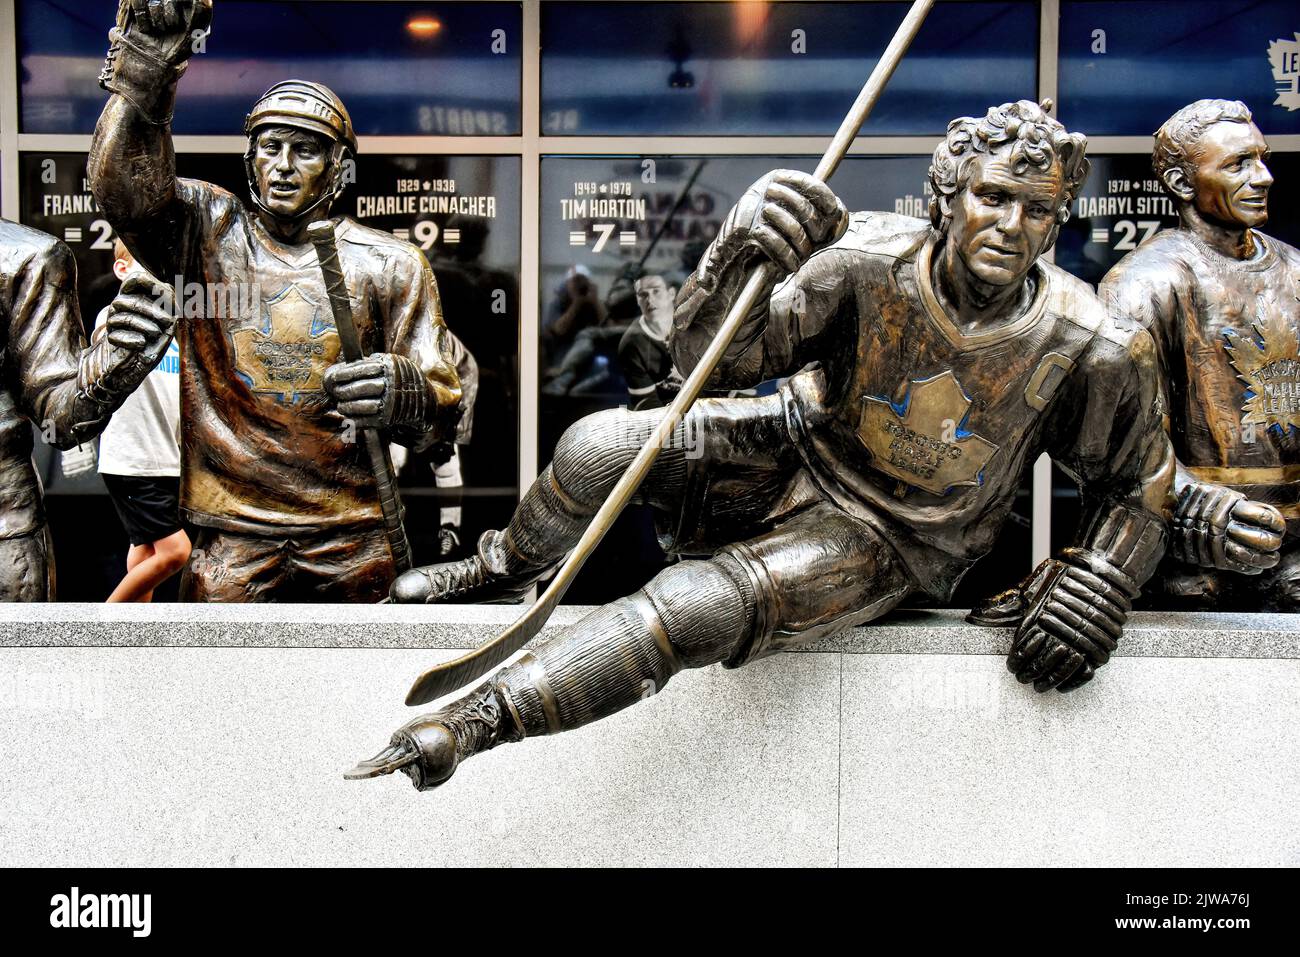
[
  {"x1": 422, "y1": 555, "x2": 491, "y2": 600},
  {"x1": 439, "y1": 688, "x2": 506, "y2": 756}
]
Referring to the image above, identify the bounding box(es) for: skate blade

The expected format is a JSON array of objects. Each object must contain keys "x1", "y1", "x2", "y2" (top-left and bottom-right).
[{"x1": 343, "y1": 742, "x2": 416, "y2": 780}]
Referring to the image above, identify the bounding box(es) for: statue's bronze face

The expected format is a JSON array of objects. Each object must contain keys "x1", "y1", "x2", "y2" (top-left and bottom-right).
[
  {"x1": 949, "y1": 151, "x2": 1063, "y2": 287},
  {"x1": 1187, "y1": 121, "x2": 1273, "y2": 230},
  {"x1": 251, "y1": 126, "x2": 331, "y2": 220}
]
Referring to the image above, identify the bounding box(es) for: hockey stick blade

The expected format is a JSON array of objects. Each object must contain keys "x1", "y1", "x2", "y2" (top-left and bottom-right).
[{"x1": 405, "y1": 576, "x2": 566, "y2": 705}]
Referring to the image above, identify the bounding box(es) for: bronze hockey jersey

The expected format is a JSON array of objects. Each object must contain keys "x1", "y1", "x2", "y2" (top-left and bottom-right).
[
  {"x1": 1102, "y1": 228, "x2": 1300, "y2": 531},
  {"x1": 116, "y1": 180, "x2": 460, "y2": 533},
  {"x1": 676, "y1": 212, "x2": 1171, "y2": 594}
]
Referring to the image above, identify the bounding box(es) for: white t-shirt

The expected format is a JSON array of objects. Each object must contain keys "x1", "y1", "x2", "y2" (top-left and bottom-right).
[{"x1": 95, "y1": 307, "x2": 182, "y2": 477}]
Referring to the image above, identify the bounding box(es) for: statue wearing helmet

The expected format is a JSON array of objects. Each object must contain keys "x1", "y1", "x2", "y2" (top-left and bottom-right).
[
  {"x1": 241, "y1": 80, "x2": 359, "y2": 228},
  {"x1": 88, "y1": 0, "x2": 470, "y2": 601}
]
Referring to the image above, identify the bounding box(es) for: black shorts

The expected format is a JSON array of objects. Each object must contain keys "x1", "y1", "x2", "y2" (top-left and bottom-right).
[{"x1": 101, "y1": 474, "x2": 183, "y2": 546}]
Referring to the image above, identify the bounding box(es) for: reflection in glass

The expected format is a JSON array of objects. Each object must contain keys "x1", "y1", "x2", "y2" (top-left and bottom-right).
[
  {"x1": 18, "y1": 0, "x2": 522, "y2": 134},
  {"x1": 541, "y1": 1, "x2": 1038, "y2": 135},
  {"x1": 1058, "y1": 0, "x2": 1300, "y2": 136}
]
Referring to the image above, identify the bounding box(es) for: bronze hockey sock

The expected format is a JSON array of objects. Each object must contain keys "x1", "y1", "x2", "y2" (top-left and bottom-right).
[
  {"x1": 487, "y1": 408, "x2": 689, "y2": 575},
  {"x1": 492, "y1": 555, "x2": 755, "y2": 737}
]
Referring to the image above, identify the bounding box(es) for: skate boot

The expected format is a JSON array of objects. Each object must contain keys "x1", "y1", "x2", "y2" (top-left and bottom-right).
[
  {"x1": 389, "y1": 530, "x2": 559, "y2": 604},
  {"x1": 966, "y1": 560, "x2": 1056, "y2": 627},
  {"x1": 966, "y1": 586, "x2": 1024, "y2": 627},
  {"x1": 345, "y1": 684, "x2": 521, "y2": 791}
]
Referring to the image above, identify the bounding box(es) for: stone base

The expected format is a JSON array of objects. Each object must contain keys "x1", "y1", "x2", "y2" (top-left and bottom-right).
[{"x1": 0, "y1": 606, "x2": 1295, "y2": 866}]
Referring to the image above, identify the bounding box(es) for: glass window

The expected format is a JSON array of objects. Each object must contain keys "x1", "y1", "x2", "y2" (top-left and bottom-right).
[
  {"x1": 538, "y1": 153, "x2": 1032, "y2": 605},
  {"x1": 1058, "y1": 0, "x2": 1300, "y2": 136},
  {"x1": 18, "y1": 1, "x2": 522, "y2": 135},
  {"x1": 1054, "y1": 153, "x2": 1184, "y2": 288},
  {"x1": 19, "y1": 150, "x2": 521, "y2": 598},
  {"x1": 541, "y1": 1, "x2": 1038, "y2": 135},
  {"x1": 340, "y1": 154, "x2": 524, "y2": 561}
]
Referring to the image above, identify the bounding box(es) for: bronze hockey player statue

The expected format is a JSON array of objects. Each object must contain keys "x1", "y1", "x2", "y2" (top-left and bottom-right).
[
  {"x1": 354, "y1": 101, "x2": 1184, "y2": 792},
  {"x1": 1099, "y1": 100, "x2": 1293, "y2": 610},
  {"x1": 88, "y1": 0, "x2": 464, "y2": 601},
  {"x1": 0, "y1": 221, "x2": 174, "y2": 599}
]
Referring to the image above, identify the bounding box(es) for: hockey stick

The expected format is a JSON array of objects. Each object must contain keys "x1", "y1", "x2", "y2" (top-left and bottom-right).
[
  {"x1": 405, "y1": 0, "x2": 936, "y2": 706},
  {"x1": 308, "y1": 220, "x2": 413, "y2": 574}
]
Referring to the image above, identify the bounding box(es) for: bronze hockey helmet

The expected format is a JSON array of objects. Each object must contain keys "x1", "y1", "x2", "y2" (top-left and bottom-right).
[{"x1": 243, "y1": 80, "x2": 357, "y2": 224}]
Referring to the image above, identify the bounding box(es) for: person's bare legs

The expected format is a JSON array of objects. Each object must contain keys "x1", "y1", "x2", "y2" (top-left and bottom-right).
[
  {"x1": 126, "y1": 544, "x2": 155, "y2": 601},
  {"x1": 126, "y1": 544, "x2": 152, "y2": 571},
  {"x1": 107, "y1": 529, "x2": 192, "y2": 602}
]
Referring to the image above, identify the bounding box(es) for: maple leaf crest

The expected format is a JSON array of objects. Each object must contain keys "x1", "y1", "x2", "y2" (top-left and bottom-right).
[
  {"x1": 1224, "y1": 310, "x2": 1300, "y2": 434},
  {"x1": 230, "y1": 284, "x2": 340, "y2": 403},
  {"x1": 859, "y1": 371, "x2": 999, "y2": 496},
  {"x1": 1269, "y1": 33, "x2": 1300, "y2": 112}
]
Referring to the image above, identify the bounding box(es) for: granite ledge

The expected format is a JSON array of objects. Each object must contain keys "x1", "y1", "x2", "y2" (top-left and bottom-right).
[{"x1": 0, "y1": 603, "x2": 1294, "y2": 659}]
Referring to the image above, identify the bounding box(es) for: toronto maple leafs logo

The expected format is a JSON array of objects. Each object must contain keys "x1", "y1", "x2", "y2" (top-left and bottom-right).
[
  {"x1": 230, "y1": 284, "x2": 341, "y2": 403},
  {"x1": 858, "y1": 371, "x2": 998, "y2": 496},
  {"x1": 1224, "y1": 311, "x2": 1300, "y2": 434},
  {"x1": 1270, "y1": 33, "x2": 1300, "y2": 112}
]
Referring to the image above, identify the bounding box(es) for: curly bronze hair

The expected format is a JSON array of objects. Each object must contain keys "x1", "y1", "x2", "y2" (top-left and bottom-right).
[
  {"x1": 1152, "y1": 99, "x2": 1253, "y2": 184},
  {"x1": 928, "y1": 99, "x2": 1090, "y2": 233}
]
